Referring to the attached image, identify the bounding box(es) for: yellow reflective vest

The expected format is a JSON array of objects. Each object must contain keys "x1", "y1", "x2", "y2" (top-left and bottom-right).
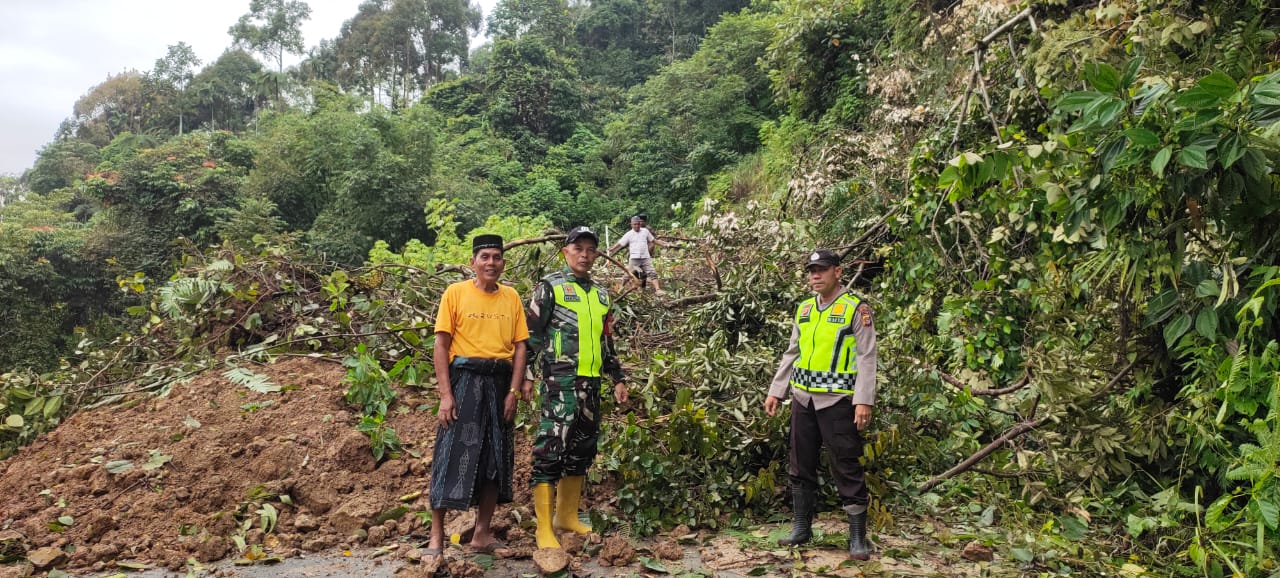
[
  {"x1": 790, "y1": 293, "x2": 861, "y2": 395},
  {"x1": 550, "y1": 279, "x2": 610, "y2": 377}
]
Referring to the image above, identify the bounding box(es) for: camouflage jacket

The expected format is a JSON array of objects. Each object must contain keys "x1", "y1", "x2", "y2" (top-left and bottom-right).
[{"x1": 527, "y1": 269, "x2": 625, "y2": 382}]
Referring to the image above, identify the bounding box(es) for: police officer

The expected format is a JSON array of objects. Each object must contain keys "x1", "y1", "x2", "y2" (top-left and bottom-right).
[
  {"x1": 764, "y1": 249, "x2": 877, "y2": 560},
  {"x1": 526, "y1": 226, "x2": 629, "y2": 549}
]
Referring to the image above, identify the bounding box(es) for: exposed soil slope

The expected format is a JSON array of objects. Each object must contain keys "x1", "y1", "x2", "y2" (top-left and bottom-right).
[{"x1": 0, "y1": 357, "x2": 535, "y2": 573}]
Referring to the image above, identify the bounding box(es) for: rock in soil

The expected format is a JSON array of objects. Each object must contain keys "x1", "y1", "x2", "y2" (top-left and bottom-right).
[
  {"x1": 598, "y1": 536, "x2": 635, "y2": 567},
  {"x1": 26, "y1": 546, "x2": 66, "y2": 569},
  {"x1": 651, "y1": 538, "x2": 683, "y2": 560},
  {"x1": 0, "y1": 564, "x2": 32, "y2": 578},
  {"x1": 558, "y1": 532, "x2": 585, "y2": 554},
  {"x1": 293, "y1": 513, "x2": 321, "y2": 533},
  {"x1": 532, "y1": 548, "x2": 571, "y2": 574},
  {"x1": 443, "y1": 558, "x2": 486, "y2": 577},
  {"x1": 961, "y1": 540, "x2": 994, "y2": 562}
]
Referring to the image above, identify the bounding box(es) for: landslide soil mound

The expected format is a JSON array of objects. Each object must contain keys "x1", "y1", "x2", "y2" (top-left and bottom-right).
[{"x1": 0, "y1": 357, "x2": 535, "y2": 574}]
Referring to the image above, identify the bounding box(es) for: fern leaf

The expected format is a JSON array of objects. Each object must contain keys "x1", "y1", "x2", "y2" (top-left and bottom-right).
[{"x1": 223, "y1": 367, "x2": 281, "y2": 394}]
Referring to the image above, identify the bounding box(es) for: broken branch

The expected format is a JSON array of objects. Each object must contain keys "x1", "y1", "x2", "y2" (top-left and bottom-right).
[
  {"x1": 502, "y1": 233, "x2": 564, "y2": 251},
  {"x1": 919, "y1": 414, "x2": 1049, "y2": 493}
]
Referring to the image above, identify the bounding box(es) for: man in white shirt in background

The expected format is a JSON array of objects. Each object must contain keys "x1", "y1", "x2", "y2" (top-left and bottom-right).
[{"x1": 609, "y1": 215, "x2": 664, "y2": 295}]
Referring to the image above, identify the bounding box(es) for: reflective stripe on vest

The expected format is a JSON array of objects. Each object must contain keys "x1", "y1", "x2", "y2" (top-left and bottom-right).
[
  {"x1": 790, "y1": 293, "x2": 860, "y2": 395},
  {"x1": 552, "y1": 281, "x2": 609, "y2": 377}
]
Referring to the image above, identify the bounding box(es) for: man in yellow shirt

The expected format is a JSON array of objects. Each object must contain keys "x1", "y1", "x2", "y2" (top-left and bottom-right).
[{"x1": 425, "y1": 234, "x2": 530, "y2": 563}]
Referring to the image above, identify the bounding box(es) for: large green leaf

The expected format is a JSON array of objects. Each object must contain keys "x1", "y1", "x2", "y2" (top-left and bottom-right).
[
  {"x1": 1177, "y1": 146, "x2": 1209, "y2": 170},
  {"x1": 1174, "y1": 87, "x2": 1222, "y2": 110},
  {"x1": 1092, "y1": 99, "x2": 1127, "y2": 128},
  {"x1": 1120, "y1": 57, "x2": 1144, "y2": 89},
  {"x1": 1084, "y1": 62, "x2": 1120, "y2": 93},
  {"x1": 1146, "y1": 289, "x2": 1180, "y2": 323},
  {"x1": 1218, "y1": 132, "x2": 1245, "y2": 169},
  {"x1": 1123, "y1": 127, "x2": 1159, "y2": 147},
  {"x1": 1164, "y1": 313, "x2": 1192, "y2": 347},
  {"x1": 1256, "y1": 499, "x2": 1279, "y2": 530},
  {"x1": 1196, "y1": 72, "x2": 1237, "y2": 99},
  {"x1": 1239, "y1": 149, "x2": 1269, "y2": 180},
  {"x1": 1058, "y1": 91, "x2": 1105, "y2": 112},
  {"x1": 1151, "y1": 147, "x2": 1173, "y2": 177},
  {"x1": 1195, "y1": 308, "x2": 1218, "y2": 340},
  {"x1": 1250, "y1": 83, "x2": 1280, "y2": 106}
]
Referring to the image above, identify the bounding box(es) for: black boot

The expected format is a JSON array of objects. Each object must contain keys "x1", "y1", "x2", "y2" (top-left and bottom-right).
[
  {"x1": 778, "y1": 485, "x2": 815, "y2": 546},
  {"x1": 847, "y1": 506, "x2": 871, "y2": 560}
]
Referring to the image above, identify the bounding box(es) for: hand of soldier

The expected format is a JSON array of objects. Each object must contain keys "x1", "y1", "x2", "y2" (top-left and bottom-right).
[
  {"x1": 523, "y1": 379, "x2": 535, "y2": 401},
  {"x1": 854, "y1": 404, "x2": 872, "y2": 431},
  {"x1": 438, "y1": 395, "x2": 458, "y2": 428},
  {"x1": 503, "y1": 391, "x2": 518, "y2": 423},
  {"x1": 764, "y1": 395, "x2": 780, "y2": 417},
  {"x1": 614, "y1": 382, "x2": 629, "y2": 404}
]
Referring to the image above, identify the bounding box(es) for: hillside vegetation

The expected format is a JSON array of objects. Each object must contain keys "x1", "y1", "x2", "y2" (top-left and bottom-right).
[{"x1": 2, "y1": 0, "x2": 1279, "y2": 575}]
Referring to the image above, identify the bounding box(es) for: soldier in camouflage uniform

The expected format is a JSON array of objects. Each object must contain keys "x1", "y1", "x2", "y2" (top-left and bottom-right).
[{"x1": 526, "y1": 226, "x2": 628, "y2": 550}]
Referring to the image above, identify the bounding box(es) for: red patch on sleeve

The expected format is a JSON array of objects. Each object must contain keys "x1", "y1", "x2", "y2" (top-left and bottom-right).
[{"x1": 858, "y1": 304, "x2": 873, "y2": 327}]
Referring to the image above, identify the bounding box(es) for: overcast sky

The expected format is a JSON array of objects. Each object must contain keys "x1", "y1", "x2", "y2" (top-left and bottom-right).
[{"x1": 0, "y1": 0, "x2": 496, "y2": 176}]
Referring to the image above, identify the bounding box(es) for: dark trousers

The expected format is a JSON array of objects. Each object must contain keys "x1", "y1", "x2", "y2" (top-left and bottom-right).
[{"x1": 788, "y1": 397, "x2": 868, "y2": 506}]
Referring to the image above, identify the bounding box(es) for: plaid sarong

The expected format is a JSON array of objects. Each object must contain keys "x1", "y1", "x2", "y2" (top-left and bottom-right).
[{"x1": 428, "y1": 357, "x2": 515, "y2": 510}]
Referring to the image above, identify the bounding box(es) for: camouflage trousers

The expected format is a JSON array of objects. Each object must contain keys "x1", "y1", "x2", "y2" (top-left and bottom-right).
[{"x1": 531, "y1": 375, "x2": 601, "y2": 484}]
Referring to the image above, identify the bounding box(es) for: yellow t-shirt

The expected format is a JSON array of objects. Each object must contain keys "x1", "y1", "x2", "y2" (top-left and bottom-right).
[{"x1": 434, "y1": 280, "x2": 530, "y2": 361}]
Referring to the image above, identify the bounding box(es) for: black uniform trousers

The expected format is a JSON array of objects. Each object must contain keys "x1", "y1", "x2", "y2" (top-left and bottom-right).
[{"x1": 788, "y1": 396, "x2": 868, "y2": 506}]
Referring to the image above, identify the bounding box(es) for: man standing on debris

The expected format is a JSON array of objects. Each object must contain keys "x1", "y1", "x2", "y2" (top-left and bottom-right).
[
  {"x1": 527, "y1": 226, "x2": 629, "y2": 549},
  {"x1": 764, "y1": 249, "x2": 878, "y2": 561},
  {"x1": 608, "y1": 215, "x2": 663, "y2": 294},
  {"x1": 426, "y1": 234, "x2": 529, "y2": 563}
]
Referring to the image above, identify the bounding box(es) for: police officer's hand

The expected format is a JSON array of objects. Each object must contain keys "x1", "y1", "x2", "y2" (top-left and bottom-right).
[
  {"x1": 614, "y1": 382, "x2": 629, "y2": 404},
  {"x1": 503, "y1": 391, "x2": 518, "y2": 423},
  {"x1": 764, "y1": 395, "x2": 781, "y2": 417},
  {"x1": 438, "y1": 395, "x2": 458, "y2": 428},
  {"x1": 854, "y1": 404, "x2": 873, "y2": 430}
]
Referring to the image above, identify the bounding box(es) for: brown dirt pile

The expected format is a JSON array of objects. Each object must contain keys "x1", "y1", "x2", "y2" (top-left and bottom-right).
[{"x1": 0, "y1": 357, "x2": 535, "y2": 573}]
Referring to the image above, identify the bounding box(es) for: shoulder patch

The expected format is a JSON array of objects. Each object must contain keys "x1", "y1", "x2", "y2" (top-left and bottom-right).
[{"x1": 858, "y1": 303, "x2": 873, "y2": 327}]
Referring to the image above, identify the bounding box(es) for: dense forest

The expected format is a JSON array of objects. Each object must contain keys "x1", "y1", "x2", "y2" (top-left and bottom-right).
[{"x1": 2, "y1": 0, "x2": 1279, "y2": 575}]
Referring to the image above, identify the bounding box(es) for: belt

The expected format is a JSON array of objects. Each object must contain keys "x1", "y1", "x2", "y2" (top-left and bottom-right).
[{"x1": 450, "y1": 356, "x2": 513, "y2": 376}]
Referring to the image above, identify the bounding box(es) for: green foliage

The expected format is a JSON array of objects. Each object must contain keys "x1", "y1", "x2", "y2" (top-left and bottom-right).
[
  {"x1": 834, "y1": 3, "x2": 1280, "y2": 574},
  {"x1": 765, "y1": 0, "x2": 904, "y2": 122},
  {"x1": 84, "y1": 131, "x2": 249, "y2": 276},
  {"x1": 228, "y1": 0, "x2": 312, "y2": 74},
  {"x1": 189, "y1": 49, "x2": 265, "y2": 133},
  {"x1": 245, "y1": 100, "x2": 435, "y2": 264},
  {"x1": 316, "y1": 0, "x2": 481, "y2": 105},
  {"x1": 369, "y1": 199, "x2": 554, "y2": 268},
  {"x1": 343, "y1": 343, "x2": 398, "y2": 417},
  {"x1": 0, "y1": 189, "x2": 113, "y2": 371},
  {"x1": 595, "y1": 201, "x2": 810, "y2": 534},
  {"x1": 343, "y1": 343, "x2": 404, "y2": 461},
  {"x1": 27, "y1": 140, "x2": 100, "y2": 195},
  {"x1": 485, "y1": 34, "x2": 585, "y2": 157},
  {"x1": 606, "y1": 11, "x2": 775, "y2": 211}
]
